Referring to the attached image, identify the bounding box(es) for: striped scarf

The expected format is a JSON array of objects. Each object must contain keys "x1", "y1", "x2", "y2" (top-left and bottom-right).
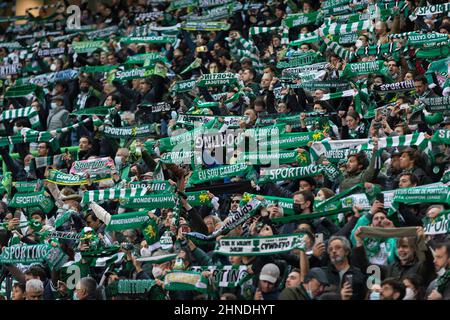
[
  {"x1": 249, "y1": 26, "x2": 281, "y2": 36},
  {"x1": 81, "y1": 188, "x2": 148, "y2": 205},
  {"x1": 321, "y1": 20, "x2": 373, "y2": 35},
  {"x1": 320, "y1": 89, "x2": 357, "y2": 101},
  {"x1": 0, "y1": 107, "x2": 40, "y2": 129}
]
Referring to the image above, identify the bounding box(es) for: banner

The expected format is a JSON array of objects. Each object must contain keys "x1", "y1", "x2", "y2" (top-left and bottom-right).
[
  {"x1": 37, "y1": 47, "x2": 66, "y2": 57},
  {"x1": 393, "y1": 186, "x2": 450, "y2": 205},
  {"x1": 0, "y1": 244, "x2": 50, "y2": 264},
  {"x1": 47, "y1": 170, "x2": 90, "y2": 186},
  {"x1": 170, "y1": 79, "x2": 197, "y2": 93},
  {"x1": 257, "y1": 164, "x2": 325, "y2": 184},
  {"x1": 119, "y1": 36, "x2": 174, "y2": 45},
  {"x1": 140, "y1": 102, "x2": 172, "y2": 113},
  {"x1": 257, "y1": 131, "x2": 325, "y2": 150},
  {"x1": 10, "y1": 190, "x2": 54, "y2": 213},
  {"x1": 415, "y1": 3, "x2": 450, "y2": 15},
  {"x1": 214, "y1": 234, "x2": 306, "y2": 256},
  {"x1": 82, "y1": 188, "x2": 149, "y2": 205},
  {"x1": 283, "y1": 11, "x2": 320, "y2": 28},
  {"x1": 341, "y1": 60, "x2": 386, "y2": 78},
  {"x1": 277, "y1": 52, "x2": 318, "y2": 69},
  {"x1": 188, "y1": 164, "x2": 255, "y2": 185},
  {"x1": 407, "y1": 32, "x2": 449, "y2": 47},
  {"x1": 181, "y1": 21, "x2": 230, "y2": 31},
  {"x1": 423, "y1": 211, "x2": 450, "y2": 235},
  {"x1": 373, "y1": 80, "x2": 414, "y2": 92}
]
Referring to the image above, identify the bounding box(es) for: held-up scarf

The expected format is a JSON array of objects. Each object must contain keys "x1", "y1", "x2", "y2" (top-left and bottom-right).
[
  {"x1": 432, "y1": 129, "x2": 450, "y2": 145},
  {"x1": 407, "y1": 32, "x2": 449, "y2": 47},
  {"x1": 113, "y1": 65, "x2": 167, "y2": 81},
  {"x1": 196, "y1": 73, "x2": 239, "y2": 87},
  {"x1": 37, "y1": 47, "x2": 66, "y2": 58},
  {"x1": 341, "y1": 60, "x2": 386, "y2": 78},
  {"x1": 80, "y1": 65, "x2": 119, "y2": 74},
  {"x1": 415, "y1": 3, "x2": 450, "y2": 15},
  {"x1": 116, "y1": 280, "x2": 156, "y2": 295},
  {"x1": 160, "y1": 151, "x2": 203, "y2": 165},
  {"x1": 181, "y1": 21, "x2": 230, "y2": 31},
  {"x1": 0, "y1": 64, "x2": 21, "y2": 78},
  {"x1": 0, "y1": 131, "x2": 54, "y2": 148},
  {"x1": 119, "y1": 36, "x2": 174, "y2": 45},
  {"x1": 416, "y1": 44, "x2": 450, "y2": 59},
  {"x1": 170, "y1": 79, "x2": 197, "y2": 93},
  {"x1": 393, "y1": 185, "x2": 450, "y2": 205},
  {"x1": 140, "y1": 102, "x2": 172, "y2": 113},
  {"x1": 188, "y1": 164, "x2": 255, "y2": 186},
  {"x1": 423, "y1": 210, "x2": 450, "y2": 235},
  {"x1": 282, "y1": 11, "x2": 320, "y2": 28},
  {"x1": 163, "y1": 271, "x2": 209, "y2": 293},
  {"x1": 244, "y1": 193, "x2": 295, "y2": 215},
  {"x1": 257, "y1": 164, "x2": 325, "y2": 184},
  {"x1": 47, "y1": 169, "x2": 111, "y2": 185},
  {"x1": 256, "y1": 131, "x2": 326, "y2": 150},
  {"x1": 190, "y1": 265, "x2": 252, "y2": 288},
  {"x1": 70, "y1": 157, "x2": 114, "y2": 175},
  {"x1": 249, "y1": 26, "x2": 282, "y2": 36},
  {"x1": 125, "y1": 53, "x2": 167, "y2": 65},
  {"x1": 355, "y1": 43, "x2": 402, "y2": 56},
  {"x1": 70, "y1": 106, "x2": 113, "y2": 116},
  {"x1": 0, "y1": 107, "x2": 40, "y2": 129},
  {"x1": 214, "y1": 234, "x2": 306, "y2": 256},
  {"x1": 0, "y1": 244, "x2": 51, "y2": 264},
  {"x1": 289, "y1": 34, "x2": 320, "y2": 47},
  {"x1": 358, "y1": 226, "x2": 419, "y2": 239},
  {"x1": 237, "y1": 149, "x2": 310, "y2": 166},
  {"x1": 9, "y1": 190, "x2": 54, "y2": 213},
  {"x1": 321, "y1": 20, "x2": 373, "y2": 36},
  {"x1": 128, "y1": 180, "x2": 175, "y2": 194},
  {"x1": 185, "y1": 191, "x2": 213, "y2": 207},
  {"x1": 168, "y1": 0, "x2": 195, "y2": 11},
  {"x1": 421, "y1": 96, "x2": 450, "y2": 114},
  {"x1": 106, "y1": 211, "x2": 150, "y2": 231},
  {"x1": 101, "y1": 124, "x2": 155, "y2": 139},
  {"x1": 72, "y1": 41, "x2": 106, "y2": 54},
  {"x1": 81, "y1": 188, "x2": 148, "y2": 205},
  {"x1": 373, "y1": 80, "x2": 414, "y2": 92},
  {"x1": 120, "y1": 194, "x2": 178, "y2": 209},
  {"x1": 277, "y1": 52, "x2": 319, "y2": 69},
  {"x1": 320, "y1": 89, "x2": 357, "y2": 101}
]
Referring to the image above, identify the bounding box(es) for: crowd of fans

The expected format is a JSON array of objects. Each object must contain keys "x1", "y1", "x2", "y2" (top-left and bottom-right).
[{"x1": 0, "y1": 0, "x2": 449, "y2": 300}]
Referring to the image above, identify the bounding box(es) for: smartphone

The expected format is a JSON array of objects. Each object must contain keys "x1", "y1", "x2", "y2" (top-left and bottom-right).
[
  {"x1": 346, "y1": 274, "x2": 353, "y2": 286},
  {"x1": 315, "y1": 233, "x2": 324, "y2": 244},
  {"x1": 196, "y1": 46, "x2": 207, "y2": 52}
]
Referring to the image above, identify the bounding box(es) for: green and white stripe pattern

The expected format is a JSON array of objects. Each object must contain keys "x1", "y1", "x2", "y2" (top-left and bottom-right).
[
  {"x1": 82, "y1": 188, "x2": 148, "y2": 205},
  {"x1": 321, "y1": 20, "x2": 373, "y2": 35},
  {"x1": 0, "y1": 107, "x2": 40, "y2": 129},
  {"x1": 320, "y1": 89, "x2": 357, "y2": 101}
]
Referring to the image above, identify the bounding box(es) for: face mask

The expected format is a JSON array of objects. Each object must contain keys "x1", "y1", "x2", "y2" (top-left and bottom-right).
[
  {"x1": 152, "y1": 266, "x2": 163, "y2": 279},
  {"x1": 306, "y1": 283, "x2": 314, "y2": 299},
  {"x1": 72, "y1": 292, "x2": 79, "y2": 300},
  {"x1": 24, "y1": 165, "x2": 30, "y2": 173},
  {"x1": 173, "y1": 257, "x2": 185, "y2": 270},
  {"x1": 403, "y1": 288, "x2": 415, "y2": 300},
  {"x1": 114, "y1": 156, "x2": 123, "y2": 169},
  {"x1": 80, "y1": 87, "x2": 89, "y2": 93},
  {"x1": 293, "y1": 203, "x2": 303, "y2": 214},
  {"x1": 50, "y1": 102, "x2": 58, "y2": 110},
  {"x1": 140, "y1": 247, "x2": 152, "y2": 257},
  {"x1": 369, "y1": 291, "x2": 380, "y2": 300},
  {"x1": 50, "y1": 64, "x2": 57, "y2": 71},
  {"x1": 13, "y1": 126, "x2": 19, "y2": 134},
  {"x1": 355, "y1": 39, "x2": 363, "y2": 48}
]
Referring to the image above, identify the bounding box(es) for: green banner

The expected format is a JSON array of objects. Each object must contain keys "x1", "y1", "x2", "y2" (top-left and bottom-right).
[
  {"x1": 106, "y1": 211, "x2": 150, "y2": 231},
  {"x1": 120, "y1": 194, "x2": 178, "y2": 209}
]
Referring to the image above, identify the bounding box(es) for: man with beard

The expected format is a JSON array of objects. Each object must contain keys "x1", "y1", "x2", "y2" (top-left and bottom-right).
[
  {"x1": 322, "y1": 236, "x2": 367, "y2": 300},
  {"x1": 339, "y1": 138, "x2": 378, "y2": 191},
  {"x1": 279, "y1": 268, "x2": 329, "y2": 300},
  {"x1": 380, "y1": 278, "x2": 406, "y2": 300},
  {"x1": 426, "y1": 242, "x2": 450, "y2": 300}
]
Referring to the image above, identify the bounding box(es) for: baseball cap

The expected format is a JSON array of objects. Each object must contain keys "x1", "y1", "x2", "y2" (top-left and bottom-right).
[
  {"x1": 259, "y1": 263, "x2": 280, "y2": 284},
  {"x1": 304, "y1": 267, "x2": 329, "y2": 286}
]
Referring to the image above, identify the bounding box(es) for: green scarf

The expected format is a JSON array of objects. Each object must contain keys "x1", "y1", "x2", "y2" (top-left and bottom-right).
[
  {"x1": 422, "y1": 210, "x2": 450, "y2": 236},
  {"x1": 190, "y1": 265, "x2": 251, "y2": 288},
  {"x1": 196, "y1": 73, "x2": 239, "y2": 87},
  {"x1": 185, "y1": 191, "x2": 213, "y2": 207},
  {"x1": 128, "y1": 180, "x2": 175, "y2": 193},
  {"x1": 237, "y1": 149, "x2": 310, "y2": 166},
  {"x1": 188, "y1": 164, "x2": 255, "y2": 186},
  {"x1": 80, "y1": 65, "x2": 119, "y2": 74},
  {"x1": 163, "y1": 271, "x2": 209, "y2": 293},
  {"x1": 160, "y1": 151, "x2": 202, "y2": 165},
  {"x1": 168, "y1": 0, "x2": 196, "y2": 11},
  {"x1": 244, "y1": 193, "x2": 295, "y2": 215},
  {"x1": 170, "y1": 79, "x2": 197, "y2": 93},
  {"x1": 116, "y1": 279, "x2": 156, "y2": 295},
  {"x1": 70, "y1": 106, "x2": 113, "y2": 116},
  {"x1": 72, "y1": 41, "x2": 106, "y2": 54},
  {"x1": 407, "y1": 32, "x2": 449, "y2": 47},
  {"x1": 283, "y1": 11, "x2": 320, "y2": 28},
  {"x1": 416, "y1": 44, "x2": 450, "y2": 59},
  {"x1": 355, "y1": 43, "x2": 401, "y2": 57},
  {"x1": 258, "y1": 164, "x2": 328, "y2": 184},
  {"x1": 120, "y1": 194, "x2": 178, "y2": 209},
  {"x1": 415, "y1": 3, "x2": 450, "y2": 15},
  {"x1": 181, "y1": 21, "x2": 230, "y2": 31},
  {"x1": 47, "y1": 170, "x2": 91, "y2": 186},
  {"x1": 214, "y1": 234, "x2": 306, "y2": 256},
  {"x1": 393, "y1": 185, "x2": 450, "y2": 205},
  {"x1": 106, "y1": 211, "x2": 150, "y2": 231},
  {"x1": 113, "y1": 65, "x2": 167, "y2": 82},
  {"x1": 421, "y1": 96, "x2": 450, "y2": 114},
  {"x1": 432, "y1": 129, "x2": 450, "y2": 145},
  {"x1": 277, "y1": 52, "x2": 319, "y2": 69},
  {"x1": 102, "y1": 124, "x2": 155, "y2": 139},
  {"x1": 257, "y1": 131, "x2": 326, "y2": 150},
  {"x1": 125, "y1": 53, "x2": 167, "y2": 65},
  {"x1": 0, "y1": 244, "x2": 50, "y2": 264},
  {"x1": 10, "y1": 190, "x2": 54, "y2": 214},
  {"x1": 119, "y1": 36, "x2": 174, "y2": 45},
  {"x1": 341, "y1": 60, "x2": 386, "y2": 78},
  {"x1": 82, "y1": 188, "x2": 148, "y2": 205}
]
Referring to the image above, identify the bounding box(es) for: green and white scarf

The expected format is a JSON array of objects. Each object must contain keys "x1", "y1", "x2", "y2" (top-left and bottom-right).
[
  {"x1": 415, "y1": 3, "x2": 450, "y2": 15},
  {"x1": 214, "y1": 234, "x2": 306, "y2": 256},
  {"x1": 160, "y1": 151, "x2": 203, "y2": 165},
  {"x1": 120, "y1": 194, "x2": 178, "y2": 209},
  {"x1": 244, "y1": 193, "x2": 295, "y2": 215},
  {"x1": 102, "y1": 124, "x2": 155, "y2": 139},
  {"x1": 82, "y1": 188, "x2": 148, "y2": 205},
  {"x1": 283, "y1": 11, "x2": 320, "y2": 28},
  {"x1": 188, "y1": 164, "x2": 255, "y2": 186},
  {"x1": 185, "y1": 191, "x2": 213, "y2": 207},
  {"x1": 355, "y1": 43, "x2": 402, "y2": 56},
  {"x1": 321, "y1": 20, "x2": 373, "y2": 35},
  {"x1": 258, "y1": 164, "x2": 326, "y2": 184},
  {"x1": 423, "y1": 210, "x2": 450, "y2": 236},
  {"x1": 277, "y1": 52, "x2": 319, "y2": 69},
  {"x1": 341, "y1": 60, "x2": 386, "y2": 78},
  {"x1": 168, "y1": 0, "x2": 195, "y2": 11},
  {"x1": 432, "y1": 129, "x2": 450, "y2": 145},
  {"x1": 125, "y1": 53, "x2": 167, "y2": 66},
  {"x1": 320, "y1": 89, "x2": 357, "y2": 101},
  {"x1": 170, "y1": 79, "x2": 197, "y2": 93},
  {"x1": 70, "y1": 157, "x2": 114, "y2": 175},
  {"x1": 72, "y1": 41, "x2": 106, "y2": 54},
  {"x1": 0, "y1": 107, "x2": 40, "y2": 129},
  {"x1": 237, "y1": 149, "x2": 310, "y2": 166},
  {"x1": 80, "y1": 65, "x2": 119, "y2": 74},
  {"x1": 407, "y1": 32, "x2": 449, "y2": 47},
  {"x1": 190, "y1": 265, "x2": 251, "y2": 288},
  {"x1": 421, "y1": 96, "x2": 450, "y2": 114},
  {"x1": 116, "y1": 279, "x2": 156, "y2": 295},
  {"x1": 9, "y1": 190, "x2": 54, "y2": 213},
  {"x1": 393, "y1": 185, "x2": 450, "y2": 205},
  {"x1": 249, "y1": 26, "x2": 282, "y2": 36},
  {"x1": 181, "y1": 21, "x2": 230, "y2": 31},
  {"x1": 128, "y1": 180, "x2": 175, "y2": 193},
  {"x1": 196, "y1": 73, "x2": 239, "y2": 87},
  {"x1": 0, "y1": 244, "x2": 50, "y2": 264},
  {"x1": 106, "y1": 211, "x2": 150, "y2": 231},
  {"x1": 119, "y1": 36, "x2": 174, "y2": 45},
  {"x1": 164, "y1": 271, "x2": 209, "y2": 293},
  {"x1": 257, "y1": 131, "x2": 326, "y2": 150},
  {"x1": 47, "y1": 170, "x2": 91, "y2": 186}
]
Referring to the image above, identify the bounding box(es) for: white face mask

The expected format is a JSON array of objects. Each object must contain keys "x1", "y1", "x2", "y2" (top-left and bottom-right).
[
  {"x1": 152, "y1": 266, "x2": 163, "y2": 279},
  {"x1": 140, "y1": 247, "x2": 152, "y2": 257},
  {"x1": 73, "y1": 292, "x2": 79, "y2": 300},
  {"x1": 369, "y1": 291, "x2": 380, "y2": 300},
  {"x1": 50, "y1": 64, "x2": 57, "y2": 71},
  {"x1": 13, "y1": 126, "x2": 19, "y2": 134},
  {"x1": 403, "y1": 288, "x2": 415, "y2": 300},
  {"x1": 24, "y1": 165, "x2": 30, "y2": 173},
  {"x1": 114, "y1": 156, "x2": 123, "y2": 168},
  {"x1": 355, "y1": 39, "x2": 363, "y2": 48},
  {"x1": 50, "y1": 102, "x2": 58, "y2": 110}
]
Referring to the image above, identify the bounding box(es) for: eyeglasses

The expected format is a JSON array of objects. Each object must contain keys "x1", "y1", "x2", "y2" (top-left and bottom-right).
[{"x1": 231, "y1": 199, "x2": 241, "y2": 203}]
